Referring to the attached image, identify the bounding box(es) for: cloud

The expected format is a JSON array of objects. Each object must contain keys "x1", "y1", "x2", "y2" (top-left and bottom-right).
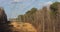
[
  {"x1": 13, "y1": 0, "x2": 32, "y2": 2},
  {"x1": 57, "y1": 0, "x2": 60, "y2": 2},
  {"x1": 37, "y1": 1, "x2": 53, "y2": 8},
  {"x1": 13, "y1": 0, "x2": 20, "y2": 2},
  {"x1": 13, "y1": 0, "x2": 24, "y2": 2},
  {"x1": 41, "y1": 1, "x2": 53, "y2": 6},
  {"x1": 46, "y1": 1, "x2": 53, "y2": 5}
]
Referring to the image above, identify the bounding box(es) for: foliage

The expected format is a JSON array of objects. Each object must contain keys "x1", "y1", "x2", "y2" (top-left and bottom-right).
[
  {"x1": 50, "y1": 2, "x2": 60, "y2": 12},
  {"x1": 0, "y1": 7, "x2": 11, "y2": 32},
  {"x1": 10, "y1": 2, "x2": 60, "y2": 32},
  {"x1": 18, "y1": 15, "x2": 23, "y2": 19},
  {"x1": 50, "y1": 2, "x2": 60, "y2": 16},
  {"x1": 26, "y1": 8, "x2": 37, "y2": 15},
  {"x1": 18, "y1": 15, "x2": 24, "y2": 22}
]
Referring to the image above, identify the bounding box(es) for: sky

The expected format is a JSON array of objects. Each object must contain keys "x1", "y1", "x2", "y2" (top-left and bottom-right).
[{"x1": 0, "y1": 0, "x2": 60, "y2": 18}]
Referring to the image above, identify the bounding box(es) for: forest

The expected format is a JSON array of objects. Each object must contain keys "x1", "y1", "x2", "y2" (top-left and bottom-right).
[{"x1": 0, "y1": 2, "x2": 60, "y2": 32}]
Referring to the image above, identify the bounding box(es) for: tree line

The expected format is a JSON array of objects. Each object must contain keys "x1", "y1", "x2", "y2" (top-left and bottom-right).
[{"x1": 16, "y1": 2, "x2": 60, "y2": 32}]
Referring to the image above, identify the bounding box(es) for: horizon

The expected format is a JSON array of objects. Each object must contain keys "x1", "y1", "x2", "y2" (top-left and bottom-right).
[{"x1": 0, "y1": 0, "x2": 60, "y2": 19}]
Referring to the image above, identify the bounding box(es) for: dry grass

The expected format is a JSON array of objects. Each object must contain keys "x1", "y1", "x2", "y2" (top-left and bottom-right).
[{"x1": 9, "y1": 21, "x2": 37, "y2": 32}]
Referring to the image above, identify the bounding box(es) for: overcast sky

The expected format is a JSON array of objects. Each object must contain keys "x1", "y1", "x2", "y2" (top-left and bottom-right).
[{"x1": 0, "y1": 0, "x2": 60, "y2": 18}]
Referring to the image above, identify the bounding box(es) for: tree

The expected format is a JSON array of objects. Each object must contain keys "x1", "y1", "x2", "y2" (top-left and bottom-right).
[
  {"x1": 50, "y1": 2, "x2": 60, "y2": 32},
  {"x1": 18, "y1": 15, "x2": 24, "y2": 22},
  {"x1": 50, "y1": 2, "x2": 60, "y2": 12},
  {"x1": 0, "y1": 7, "x2": 11, "y2": 32},
  {"x1": 50, "y1": 2, "x2": 60, "y2": 16},
  {"x1": 26, "y1": 8, "x2": 37, "y2": 15}
]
